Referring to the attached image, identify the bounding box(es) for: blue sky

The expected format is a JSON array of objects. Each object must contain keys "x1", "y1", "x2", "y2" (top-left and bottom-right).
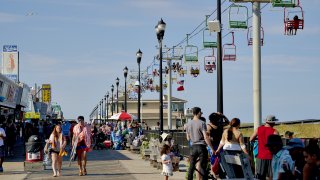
[{"x1": 0, "y1": 0, "x2": 319, "y2": 123}]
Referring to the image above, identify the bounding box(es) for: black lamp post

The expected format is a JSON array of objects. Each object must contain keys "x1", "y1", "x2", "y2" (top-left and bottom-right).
[
  {"x1": 96, "y1": 105, "x2": 99, "y2": 120},
  {"x1": 136, "y1": 49, "x2": 142, "y2": 123},
  {"x1": 99, "y1": 100, "x2": 102, "y2": 122},
  {"x1": 155, "y1": 18, "x2": 166, "y2": 135},
  {"x1": 111, "y1": 84, "x2": 114, "y2": 115},
  {"x1": 116, "y1": 77, "x2": 119, "y2": 113},
  {"x1": 123, "y1": 66, "x2": 128, "y2": 112},
  {"x1": 106, "y1": 91, "x2": 109, "y2": 122},
  {"x1": 104, "y1": 94, "x2": 107, "y2": 124}
]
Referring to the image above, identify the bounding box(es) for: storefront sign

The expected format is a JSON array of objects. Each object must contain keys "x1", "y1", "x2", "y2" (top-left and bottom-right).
[
  {"x1": 24, "y1": 112, "x2": 40, "y2": 119},
  {"x1": 42, "y1": 84, "x2": 51, "y2": 103}
]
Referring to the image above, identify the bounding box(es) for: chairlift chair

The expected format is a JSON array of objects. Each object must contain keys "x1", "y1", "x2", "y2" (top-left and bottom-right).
[
  {"x1": 204, "y1": 56, "x2": 216, "y2": 73},
  {"x1": 178, "y1": 66, "x2": 187, "y2": 77},
  {"x1": 247, "y1": 26, "x2": 264, "y2": 46},
  {"x1": 203, "y1": 15, "x2": 218, "y2": 48},
  {"x1": 223, "y1": 32, "x2": 237, "y2": 61},
  {"x1": 272, "y1": 0, "x2": 297, "y2": 8},
  {"x1": 184, "y1": 34, "x2": 199, "y2": 63},
  {"x1": 229, "y1": 4, "x2": 249, "y2": 29},
  {"x1": 284, "y1": 4, "x2": 304, "y2": 35},
  {"x1": 184, "y1": 45, "x2": 199, "y2": 62},
  {"x1": 203, "y1": 28, "x2": 218, "y2": 48},
  {"x1": 190, "y1": 65, "x2": 200, "y2": 77}
]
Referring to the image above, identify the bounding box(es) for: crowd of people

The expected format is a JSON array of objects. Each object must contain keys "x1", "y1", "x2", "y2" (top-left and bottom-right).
[{"x1": 180, "y1": 107, "x2": 320, "y2": 180}]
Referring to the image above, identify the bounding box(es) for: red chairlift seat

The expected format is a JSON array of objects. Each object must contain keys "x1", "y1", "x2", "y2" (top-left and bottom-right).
[
  {"x1": 284, "y1": 5, "x2": 304, "y2": 35},
  {"x1": 223, "y1": 32, "x2": 237, "y2": 61},
  {"x1": 204, "y1": 50, "x2": 216, "y2": 73}
]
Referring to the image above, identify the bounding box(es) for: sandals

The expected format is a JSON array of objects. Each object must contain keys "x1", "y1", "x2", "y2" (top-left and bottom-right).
[
  {"x1": 79, "y1": 171, "x2": 83, "y2": 176},
  {"x1": 83, "y1": 168, "x2": 87, "y2": 175}
]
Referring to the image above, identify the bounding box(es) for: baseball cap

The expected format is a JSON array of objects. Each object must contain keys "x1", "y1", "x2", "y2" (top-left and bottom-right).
[
  {"x1": 265, "y1": 115, "x2": 278, "y2": 123},
  {"x1": 285, "y1": 131, "x2": 294, "y2": 137},
  {"x1": 286, "y1": 138, "x2": 305, "y2": 150}
]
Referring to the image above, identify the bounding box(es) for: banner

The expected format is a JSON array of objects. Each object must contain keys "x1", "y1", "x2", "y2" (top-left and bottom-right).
[
  {"x1": 42, "y1": 84, "x2": 51, "y2": 103},
  {"x1": 2, "y1": 52, "x2": 18, "y2": 82},
  {"x1": 24, "y1": 112, "x2": 40, "y2": 119}
]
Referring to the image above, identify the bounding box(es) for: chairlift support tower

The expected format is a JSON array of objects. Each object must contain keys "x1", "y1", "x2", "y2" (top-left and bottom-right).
[{"x1": 230, "y1": 0, "x2": 270, "y2": 130}]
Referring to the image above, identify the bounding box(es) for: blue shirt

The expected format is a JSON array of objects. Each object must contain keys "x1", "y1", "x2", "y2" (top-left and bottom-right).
[
  {"x1": 62, "y1": 122, "x2": 71, "y2": 136},
  {"x1": 272, "y1": 148, "x2": 294, "y2": 180}
]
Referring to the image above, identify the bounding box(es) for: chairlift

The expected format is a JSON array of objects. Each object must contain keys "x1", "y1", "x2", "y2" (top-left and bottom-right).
[
  {"x1": 203, "y1": 15, "x2": 217, "y2": 48},
  {"x1": 204, "y1": 56, "x2": 216, "y2": 73},
  {"x1": 172, "y1": 46, "x2": 184, "y2": 60},
  {"x1": 272, "y1": 0, "x2": 297, "y2": 8},
  {"x1": 190, "y1": 65, "x2": 200, "y2": 77},
  {"x1": 247, "y1": 26, "x2": 264, "y2": 46},
  {"x1": 178, "y1": 66, "x2": 187, "y2": 77},
  {"x1": 184, "y1": 34, "x2": 199, "y2": 63},
  {"x1": 223, "y1": 32, "x2": 237, "y2": 61},
  {"x1": 229, "y1": 4, "x2": 248, "y2": 29},
  {"x1": 284, "y1": 4, "x2": 304, "y2": 35}
]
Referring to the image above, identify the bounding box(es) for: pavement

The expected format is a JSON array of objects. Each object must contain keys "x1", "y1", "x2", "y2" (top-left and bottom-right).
[{"x1": 0, "y1": 143, "x2": 188, "y2": 180}]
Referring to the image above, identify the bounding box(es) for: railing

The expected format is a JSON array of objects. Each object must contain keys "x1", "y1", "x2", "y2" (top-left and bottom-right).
[{"x1": 143, "y1": 130, "x2": 320, "y2": 157}]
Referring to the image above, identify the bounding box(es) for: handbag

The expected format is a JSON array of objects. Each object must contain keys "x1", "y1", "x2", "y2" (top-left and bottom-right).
[{"x1": 211, "y1": 156, "x2": 220, "y2": 174}]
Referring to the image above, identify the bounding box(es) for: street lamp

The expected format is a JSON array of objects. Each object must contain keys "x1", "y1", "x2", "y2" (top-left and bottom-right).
[
  {"x1": 123, "y1": 66, "x2": 128, "y2": 112},
  {"x1": 116, "y1": 77, "x2": 120, "y2": 113},
  {"x1": 155, "y1": 18, "x2": 166, "y2": 135},
  {"x1": 106, "y1": 91, "x2": 109, "y2": 122},
  {"x1": 99, "y1": 100, "x2": 102, "y2": 121},
  {"x1": 104, "y1": 94, "x2": 107, "y2": 124},
  {"x1": 111, "y1": 84, "x2": 114, "y2": 115},
  {"x1": 136, "y1": 49, "x2": 142, "y2": 123}
]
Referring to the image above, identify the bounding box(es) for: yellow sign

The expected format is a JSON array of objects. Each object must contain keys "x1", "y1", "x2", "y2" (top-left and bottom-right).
[
  {"x1": 24, "y1": 112, "x2": 40, "y2": 119},
  {"x1": 42, "y1": 84, "x2": 51, "y2": 103}
]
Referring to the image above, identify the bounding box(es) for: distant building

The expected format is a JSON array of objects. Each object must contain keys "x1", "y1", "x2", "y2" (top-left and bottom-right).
[{"x1": 108, "y1": 95, "x2": 187, "y2": 130}]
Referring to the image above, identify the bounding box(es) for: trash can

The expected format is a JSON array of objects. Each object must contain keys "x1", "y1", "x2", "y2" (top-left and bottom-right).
[{"x1": 25, "y1": 135, "x2": 44, "y2": 162}]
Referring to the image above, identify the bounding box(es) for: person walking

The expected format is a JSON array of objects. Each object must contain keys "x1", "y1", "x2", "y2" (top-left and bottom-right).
[
  {"x1": 5, "y1": 120, "x2": 16, "y2": 157},
  {"x1": 72, "y1": 116, "x2": 91, "y2": 176},
  {"x1": 161, "y1": 144, "x2": 173, "y2": 180},
  {"x1": 215, "y1": 118, "x2": 249, "y2": 178},
  {"x1": 286, "y1": 138, "x2": 306, "y2": 180},
  {"x1": 49, "y1": 124, "x2": 66, "y2": 177},
  {"x1": 265, "y1": 134, "x2": 294, "y2": 180},
  {"x1": 250, "y1": 115, "x2": 279, "y2": 180},
  {"x1": 207, "y1": 112, "x2": 229, "y2": 151},
  {"x1": 0, "y1": 124, "x2": 6, "y2": 172},
  {"x1": 186, "y1": 107, "x2": 214, "y2": 180}
]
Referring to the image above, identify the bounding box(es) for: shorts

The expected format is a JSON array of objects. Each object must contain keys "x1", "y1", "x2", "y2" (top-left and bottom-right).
[
  {"x1": 255, "y1": 158, "x2": 272, "y2": 179},
  {"x1": 0, "y1": 145, "x2": 4, "y2": 157},
  {"x1": 49, "y1": 149, "x2": 60, "y2": 154},
  {"x1": 76, "y1": 140, "x2": 88, "y2": 156}
]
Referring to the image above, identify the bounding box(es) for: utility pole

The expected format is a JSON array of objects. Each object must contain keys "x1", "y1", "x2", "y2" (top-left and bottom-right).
[
  {"x1": 217, "y1": 0, "x2": 223, "y2": 114},
  {"x1": 253, "y1": 2, "x2": 262, "y2": 129}
]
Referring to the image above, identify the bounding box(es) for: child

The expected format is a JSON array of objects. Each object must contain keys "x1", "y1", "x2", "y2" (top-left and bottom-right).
[{"x1": 161, "y1": 144, "x2": 173, "y2": 180}]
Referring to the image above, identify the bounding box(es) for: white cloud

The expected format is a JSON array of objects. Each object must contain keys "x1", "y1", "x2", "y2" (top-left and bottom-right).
[{"x1": 0, "y1": 12, "x2": 22, "y2": 23}]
